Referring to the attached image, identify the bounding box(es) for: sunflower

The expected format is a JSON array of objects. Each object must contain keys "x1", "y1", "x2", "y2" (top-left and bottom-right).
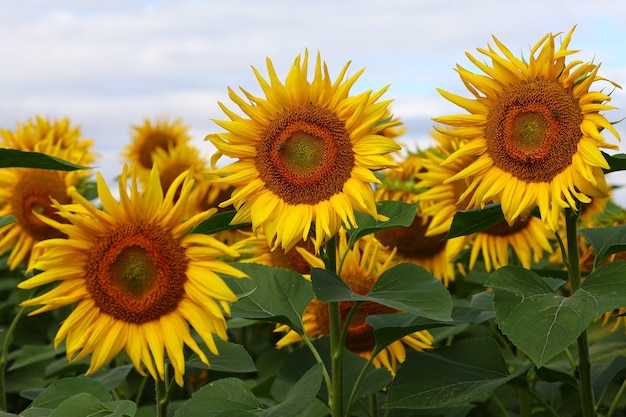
[
  {"x1": 207, "y1": 51, "x2": 402, "y2": 251},
  {"x1": 123, "y1": 116, "x2": 192, "y2": 171},
  {"x1": 147, "y1": 143, "x2": 207, "y2": 200},
  {"x1": 18, "y1": 164, "x2": 247, "y2": 386},
  {"x1": 0, "y1": 118, "x2": 95, "y2": 270},
  {"x1": 0, "y1": 115, "x2": 96, "y2": 165},
  {"x1": 276, "y1": 230, "x2": 433, "y2": 375},
  {"x1": 434, "y1": 27, "x2": 621, "y2": 232},
  {"x1": 236, "y1": 230, "x2": 315, "y2": 275}
]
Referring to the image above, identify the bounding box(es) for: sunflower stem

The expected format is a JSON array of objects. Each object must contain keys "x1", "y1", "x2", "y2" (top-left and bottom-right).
[
  {"x1": 301, "y1": 334, "x2": 332, "y2": 400},
  {"x1": 564, "y1": 207, "x2": 596, "y2": 417},
  {"x1": 323, "y1": 235, "x2": 344, "y2": 417},
  {"x1": 0, "y1": 302, "x2": 29, "y2": 412}
]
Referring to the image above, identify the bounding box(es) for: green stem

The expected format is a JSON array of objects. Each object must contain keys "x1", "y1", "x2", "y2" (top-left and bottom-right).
[
  {"x1": 323, "y1": 235, "x2": 343, "y2": 417},
  {"x1": 0, "y1": 303, "x2": 29, "y2": 412},
  {"x1": 525, "y1": 387, "x2": 561, "y2": 417},
  {"x1": 155, "y1": 377, "x2": 167, "y2": 417},
  {"x1": 301, "y1": 334, "x2": 332, "y2": 399},
  {"x1": 135, "y1": 375, "x2": 149, "y2": 406},
  {"x1": 607, "y1": 375, "x2": 626, "y2": 417},
  {"x1": 564, "y1": 207, "x2": 596, "y2": 417},
  {"x1": 369, "y1": 392, "x2": 378, "y2": 417},
  {"x1": 345, "y1": 353, "x2": 375, "y2": 417}
]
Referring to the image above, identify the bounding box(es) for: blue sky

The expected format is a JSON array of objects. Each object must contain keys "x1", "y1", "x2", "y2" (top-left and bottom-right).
[{"x1": 1, "y1": 0, "x2": 625, "y2": 203}]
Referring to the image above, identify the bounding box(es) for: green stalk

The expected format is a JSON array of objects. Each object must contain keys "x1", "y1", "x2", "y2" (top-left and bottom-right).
[
  {"x1": 301, "y1": 334, "x2": 332, "y2": 398},
  {"x1": 0, "y1": 303, "x2": 29, "y2": 412},
  {"x1": 322, "y1": 235, "x2": 343, "y2": 417},
  {"x1": 607, "y1": 375, "x2": 626, "y2": 417},
  {"x1": 564, "y1": 207, "x2": 596, "y2": 417},
  {"x1": 155, "y1": 366, "x2": 175, "y2": 417}
]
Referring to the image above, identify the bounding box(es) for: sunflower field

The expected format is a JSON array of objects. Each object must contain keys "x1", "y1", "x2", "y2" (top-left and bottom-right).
[{"x1": 1, "y1": 27, "x2": 626, "y2": 417}]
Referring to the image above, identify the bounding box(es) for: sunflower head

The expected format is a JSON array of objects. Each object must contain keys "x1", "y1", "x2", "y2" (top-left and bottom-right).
[
  {"x1": 18, "y1": 163, "x2": 247, "y2": 386},
  {"x1": 123, "y1": 116, "x2": 192, "y2": 171},
  {"x1": 0, "y1": 117, "x2": 96, "y2": 270},
  {"x1": 1, "y1": 115, "x2": 97, "y2": 165},
  {"x1": 434, "y1": 27, "x2": 621, "y2": 231},
  {"x1": 207, "y1": 51, "x2": 402, "y2": 251}
]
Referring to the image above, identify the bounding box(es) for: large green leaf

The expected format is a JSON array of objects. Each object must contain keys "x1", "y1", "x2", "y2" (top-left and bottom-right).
[
  {"x1": 49, "y1": 394, "x2": 136, "y2": 417},
  {"x1": 446, "y1": 203, "x2": 504, "y2": 239},
  {"x1": 187, "y1": 337, "x2": 256, "y2": 373},
  {"x1": 259, "y1": 364, "x2": 323, "y2": 417},
  {"x1": 385, "y1": 337, "x2": 529, "y2": 409},
  {"x1": 30, "y1": 377, "x2": 112, "y2": 409},
  {"x1": 486, "y1": 266, "x2": 601, "y2": 367},
  {"x1": 223, "y1": 263, "x2": 314, "y2": 334},
  {"x1": 174, "y1": 378, "x2": 262, "y2": 417},
  {"x1": 190, "y1": 210, "x2": 249, "y2": 235},
  {"x1": 578, "y1": 225, "x2": 626, "y2": 268},
  {"x1": 578, "y1": 261, "x2": 626, "y2": 314},
  {"x1": 86, "y1": 365, "x2": 133, "y2": 391},
  {"x1": 311, "y1": 263, "x2": 452, "y2": 322},
  {"x1": 175, "y1": 366, "x2": 322, "y2": 417},
  {"x1": 367, "y1": 303, "x2": 491, "y2": 350},
  {"x1": 0, "y1": 149, "x2": 90, "y2": 171},
  {"x1": 8, "y1": 344, "x2": 59, "y2": 372},
  {"x1": 348, "y1": 200, "x2": 419, "y2": 248}
]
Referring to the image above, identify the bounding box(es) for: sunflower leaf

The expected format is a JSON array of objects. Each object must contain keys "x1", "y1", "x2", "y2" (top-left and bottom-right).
[
  {"x1": 224, "y1": 263, "x2": 314, "y2": 335},
  {"x1": 348, "y1": 200, "x2": 418, "y2": 248},
  {"x1": 48, "y1": 394, "x2": 136, "y2": 417},
  {"x1": 578, "y1": 224, "x2": 626, "y2": 268},
  {"x1": 578, "y1": 261, "x2": 626, "y2": 315},
  {"x1": 446, "y1": 203, "x2": 504, "y2": 239},
  {"x1": 0, "y1": 149, "x2": 90, "y2": 171},
  {"x1": 191, "y1": 210, "x2": 250, "y2": 235},
  {"x1": 385, "y1": 337, "x2": 531, "y2": 409},
  {"x1": 311, "y1": 263, "x2": 453, "y2": 321},
  {"x1": 486, "y1": 265, "x2": 600, "y2": 367}
]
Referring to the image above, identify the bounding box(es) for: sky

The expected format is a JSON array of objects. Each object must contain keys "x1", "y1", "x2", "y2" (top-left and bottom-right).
[{"x1": 1, "y1": 0, "x2": 626, "y2": 205}]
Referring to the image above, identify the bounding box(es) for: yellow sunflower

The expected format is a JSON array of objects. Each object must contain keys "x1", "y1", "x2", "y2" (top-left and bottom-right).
[
  {"x1": 147, "y1": 143, "x2": 207, "y2": 197},
  {"x1": 1, "y1": 115, "x2": 96, "y2": 164},
  {"x1": 207, "y1": 51, "x2": 402, "y2": 251},
  {"x1": 18, "y1": 164, "x2": 247, "y2": 386},
  {"x1": 276, "y1": 230, "x2": 433, "y2": 376},
  {"x1": 434, "y1": 27, "x2": 621, "y2": 232},
  {"x1": 123, "y1": 116, "x2": 192, "y2": 171},
  {"x1": 0, "y1": 118, "x2": 95, "y2": 270}
]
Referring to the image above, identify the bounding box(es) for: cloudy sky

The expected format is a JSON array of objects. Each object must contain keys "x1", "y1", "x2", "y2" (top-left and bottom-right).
[{"x1": 1, "y1": 0, "x2": 625, "y2": 204}]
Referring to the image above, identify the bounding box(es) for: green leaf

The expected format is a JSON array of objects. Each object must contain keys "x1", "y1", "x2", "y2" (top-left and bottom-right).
[
  {"x1": 48, "y1": 394, "x2": 136, "y2": 417},
  {"x1": 191, "y1": 210, "x2": 249, "y2": 235},
  {"x1": 578, "y1": 261, "x2": 626, "y2": 314},
  {"x1": 87, "y1": 364, "x2": 134, "y2": 390},
  {"x1": 592, "y1": 356, "x2": 626, "y2": 403},
  {"x1": 8, "y1": 344, "x2": 59, "y2": 371},
  {"x1": 446, "y1": 203, "x2": 504, "y2": 239},
  {"x1": 0, "y1": 216, "x2": 15, "y2": 228},
  {"x1": 348, "y1": 200, "x2": 419, "y2": 248},
  {"x1": 30, "y1": 377, "x2": 112, "y2": 409},
  {"x1": 311, "y1": 263, "x2": 452, "y2": 322},
  {"x1": 187, "y1": 337, "x2": 256, "y2": 373},
  {"x1": 578, "y1": 225, "x2": 626, "y2": 268},
  {"x1": 260, "y1": 364, "x2": 324, "y2": 417},
  {"x1": 385, "y1": 337, "x2": 530, "y2": 409},
  {"x1": 0, "y1": 149, "x2": 90, "y2": 171},
  {"x1": 223, "y1": 263, "x2": 314, "y2": 334},
  {"x1": 602, "y1": 151, "x2": 626, "y2": 173},
  {"x1": 367, "y1": 304, "x2": 490, "y2": 349},
  {"x1": 486, "y1": 265, "x2": 599, "y2": 367},
  {"x1": 174, "y1": 378, "x2": 263, "y2": 417}
]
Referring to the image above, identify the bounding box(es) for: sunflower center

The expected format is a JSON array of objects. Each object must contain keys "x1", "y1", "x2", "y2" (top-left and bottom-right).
[
  {"x1": 85, "y1": 222, "x2": 188, "y2": 324},
  {"x1": 10, "y1": 170, "x2": 70, "y2": 240},
  {"x1": 485, "y1": 78, "x2": 583, "y2": 182},
  {"x1": 340, "y1": 300, "x2": 396, "y2": 353},
  {"x1": 269, "y1": 242, "x2": 314, "y2": 275},
  {"x1": 140, "y1": 133, "x2": 172, "y2": 169},
  {"x1": 375, "y1": 215, "x2": 447, "y2": 259},
  {"x1": 256, "y1": 104, "x2": 354, "y2": 205}
]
